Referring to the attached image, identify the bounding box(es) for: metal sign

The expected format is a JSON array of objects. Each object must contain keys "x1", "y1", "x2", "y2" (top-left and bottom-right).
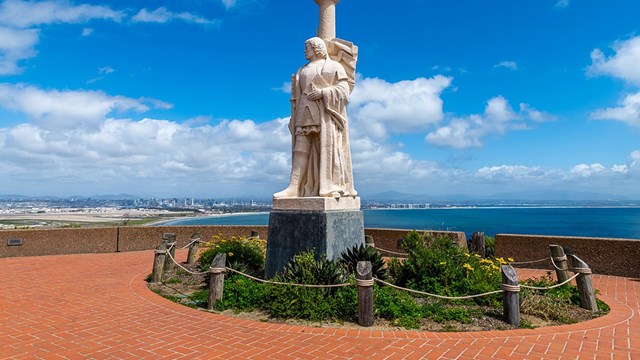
[{"x1": 7, "y1": 238, "x2": 23, "y2": 246}]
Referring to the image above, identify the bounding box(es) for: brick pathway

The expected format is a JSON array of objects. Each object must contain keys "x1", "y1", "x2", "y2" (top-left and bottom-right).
[{"x1": 0, "y1": 250, "x2": 638, "y2": 359}]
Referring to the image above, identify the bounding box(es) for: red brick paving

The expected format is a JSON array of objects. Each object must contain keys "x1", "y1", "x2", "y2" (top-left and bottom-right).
[{"x1": 0, "y1": 250, "x2": 638, "y2": 359}]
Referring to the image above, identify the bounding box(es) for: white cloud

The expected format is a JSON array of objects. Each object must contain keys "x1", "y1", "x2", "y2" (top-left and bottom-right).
[
  {"x1": 0, "y1": 83, "x2": 169, "y2": 129},
  {"x1": 494, "y1": 61, "x2": 518, "y2": 70},
  {"x1": 0, "y1": 0, "x2": 123, "y2": 28},
  {"x1": 0, "y1": 116, "x2": 292, "y2": 195},
  {"x1": 0, "y1": 0, "x2": 123, "y2": 75},
  {"x1": 426, "y1": 96, "x2": 548, "y2": 148},
  {"x1": 0, "y1": 26, "x2": 38, "y2": 74},
  {"x1": 131, "y1": 7, "x2": 217, "y2": 25},
  {"x1": 274, "y1": 81, "x2": 292, "y2": 94},
  {"x1": 519, "y1": 103, "x2": 556, "y2": 122},
  {"x1": 81, "y1": 27, "x2": 92, "y2": 36},
  {"x1": 348, "y1": 75, "x2": 451, "y2": 138},
  {"x1": 555, "y1": 0, "x2": 569, "y2": 8},
  {"x1": 568, "y1": 163, "x2": 607, "y2": 178},
  {"x1": 220, "y1": 0, "x2": 237, "y2": 9},
  {"x1": 591, "y1": 91, "x2": 640, "y2": 126},
  {"x1": 98, "y1": 66, "x2": 114, "y2": 74},
  {"x1": 588, "y1": 36, "x2": 640, "y2": 85}
]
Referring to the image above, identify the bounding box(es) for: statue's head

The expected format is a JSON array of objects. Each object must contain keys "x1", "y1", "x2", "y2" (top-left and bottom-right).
[{"x1": 305, "y1": 37, "x2": 328, "y2": 59}]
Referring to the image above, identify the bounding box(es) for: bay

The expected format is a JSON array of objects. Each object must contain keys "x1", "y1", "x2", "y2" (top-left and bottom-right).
[{"x1": 161, "y1": 207, "x2": 640, "y2": 240}]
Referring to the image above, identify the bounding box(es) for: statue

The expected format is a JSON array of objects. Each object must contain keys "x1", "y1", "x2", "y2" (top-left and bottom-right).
[{"x1": 273, "y1": 37, "x2": 357, "y2": 199}]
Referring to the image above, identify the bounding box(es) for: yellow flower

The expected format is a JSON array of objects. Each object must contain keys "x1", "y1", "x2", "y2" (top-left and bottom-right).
[
  {"x1": 474, "y1": 254, "x2": 481, "y2": 258},
  {"x1": 439, "y1": 261, "x2": 447, "y2": 265},
  {"x1": 496, "y1": 257, "x2": 507, "y2": 265},
  {"x1": 463, "y1": 263, "x2": 474, "y2": 271},
  {"x1": 465, "y1": 253, "x2": 471, "y2": 257},
  {"x1": 228, "y1": 252, "x2": 234, "y2": 257},
  {"x1": 507, "y1": 257, "x2": 514, "y2": 262}
]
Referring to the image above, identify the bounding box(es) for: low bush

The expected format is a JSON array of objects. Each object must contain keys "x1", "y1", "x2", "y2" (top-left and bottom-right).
[
  {"x1": 198, "y1": 235, "x2": 266, "y2": 277},
  {"x1": 388, "y1": 231, "x2": 505, "y2": 306}
]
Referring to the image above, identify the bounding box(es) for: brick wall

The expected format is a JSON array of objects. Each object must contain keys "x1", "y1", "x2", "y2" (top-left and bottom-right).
[
  {"x1": 1, "y1": 226, "x2": 465, "y2": 258},
  {"x1": 495, "y1": 234, "x2": 639, "y2": 278}
]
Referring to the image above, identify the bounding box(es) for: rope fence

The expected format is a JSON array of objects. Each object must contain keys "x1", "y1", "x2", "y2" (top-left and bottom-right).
[{"x1": 151, "y1": 234, "x2": 599, "y2": 327}]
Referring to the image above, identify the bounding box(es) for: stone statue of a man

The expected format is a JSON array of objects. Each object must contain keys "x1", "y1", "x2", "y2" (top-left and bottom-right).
[{"x1": 274, "y1": 37, "x2": 357, "y2": 199}]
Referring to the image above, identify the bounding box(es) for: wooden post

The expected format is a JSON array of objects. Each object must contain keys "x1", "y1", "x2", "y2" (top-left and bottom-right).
[
  {"x1": 151, "y1": 241, "x2": 167, "y2": 283},
  {"x1": 501, "y1": 265, "x2": 520, "y2": 326},
  {"x1": 187, "y1": 237, "x2": 200, "y2": 265},
  {"x1": 364, "y1": 235, "x2": 375, "y2": 248},
  {"x1": 208, "y1": 253, "x2": 226, "y2": 310},
  {"x1": 549, "y1": 244, "x2": 570, "y2": 284},
  {"x1": 569, "y1": 255, "x2": 597, "y2": 311},
  {"x1": 356, "y1": 261, "x2": 374, "y2": 327},
  {"x1": 163, "y1": 233, "x2": 177, "y2": 273},
  {"x1": 472, "y1": 232, "x2": 486, "y2": 258}
]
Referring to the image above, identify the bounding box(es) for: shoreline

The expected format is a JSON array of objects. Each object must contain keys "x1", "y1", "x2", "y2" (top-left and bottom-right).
[{"x1": 152, "y1": 212, "x2": 271, "y2": 226}]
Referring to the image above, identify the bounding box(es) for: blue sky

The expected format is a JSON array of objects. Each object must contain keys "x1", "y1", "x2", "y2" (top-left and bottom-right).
[{"x1": 0, "y1": 0, "x2": 639, "y2": 199}]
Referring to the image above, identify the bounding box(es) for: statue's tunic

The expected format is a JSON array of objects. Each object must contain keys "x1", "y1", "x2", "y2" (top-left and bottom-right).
[{"x1": 290, "y1": 58, "x2": 356, "y2": 197}]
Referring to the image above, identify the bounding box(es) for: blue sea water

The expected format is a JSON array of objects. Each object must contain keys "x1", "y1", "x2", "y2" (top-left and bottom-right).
[{"x1": 161, "y1": 207, "x2": 640, "y2": 240}]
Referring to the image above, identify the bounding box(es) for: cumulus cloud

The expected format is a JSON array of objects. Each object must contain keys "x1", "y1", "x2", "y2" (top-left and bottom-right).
[
  {"x1": 588, "y1": 36, "x2": 640, "y2": 85},
  {"x1": 0, "y1": 0, "x2": 123, "y2": 28},
  {"x1": 348, "y1": 75, "x2": 451, "y2": 138},
  {"x1": 0, "y1": 83, "x2": 170, "y2": 129},
  {"x1": 591, "y1": 91, "x2": 640, "y2": 126},
  {"x1": 426, "y1": 96, "x2": 549, "y2": 148},
  {"x1": 0, "y1": 26, "x2": 38, "y2": 75},
  {"x1": 0, "y1": 117, "x2": 293, "y2": 195},
  {"x1": 494, "y1": 61, "x2": 518, "y2": 70},
  {"x1": 0, "y1": 0, "x2": 124, "y2": 75},
  {"x1": 220, "y1": 0, "x2": 236, "y2": 9},
  {"x1": 131, "y1": 7, "x2": 217, "y2": 25}
]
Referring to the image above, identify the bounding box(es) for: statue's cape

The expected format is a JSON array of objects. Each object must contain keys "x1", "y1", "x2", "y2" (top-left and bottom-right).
[{"x1": 326, "y1": 38, "x2": 358, "y2": 94}]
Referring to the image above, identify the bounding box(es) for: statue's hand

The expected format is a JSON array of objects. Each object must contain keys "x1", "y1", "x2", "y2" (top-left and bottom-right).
[{"x1": 307, "y1": 89, "x2": 323, "y2": 101}]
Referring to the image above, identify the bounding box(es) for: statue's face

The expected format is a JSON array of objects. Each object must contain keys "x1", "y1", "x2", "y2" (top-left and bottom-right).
[{"x1": 305, "y1": 43, "x2": 316, "y2": 60}]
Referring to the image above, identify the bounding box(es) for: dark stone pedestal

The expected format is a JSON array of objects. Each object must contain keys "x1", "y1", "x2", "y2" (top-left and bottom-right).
[{"x1": 265, "y1": 209, "x2": 364, "y2": 278}]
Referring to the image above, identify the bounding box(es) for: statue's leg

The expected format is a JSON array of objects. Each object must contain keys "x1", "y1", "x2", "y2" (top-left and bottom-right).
[{"x1": 273, "y1": 136, "x2": 310, "y2": 198}]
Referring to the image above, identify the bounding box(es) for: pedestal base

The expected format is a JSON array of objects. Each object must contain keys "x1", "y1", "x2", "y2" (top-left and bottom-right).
[{"x1": 265, "y1": 209, "x2": 364, "y2": 278}]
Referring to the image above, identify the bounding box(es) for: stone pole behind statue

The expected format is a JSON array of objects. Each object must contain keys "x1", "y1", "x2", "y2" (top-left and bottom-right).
[
  {"x1": 265, "y1": 0, "x2": 364, "y2": 278},
  {"x1": 315, "y1": 0, "x2": 338, "y2": 40}
]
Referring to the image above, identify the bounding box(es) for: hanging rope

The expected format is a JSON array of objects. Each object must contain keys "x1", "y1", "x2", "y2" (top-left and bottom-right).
[{"x1": 374, "y1": 278, "x2": 503, "y2": 300}]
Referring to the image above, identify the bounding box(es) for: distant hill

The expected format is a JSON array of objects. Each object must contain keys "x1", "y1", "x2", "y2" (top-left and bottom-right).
[
  {"x1": 364, "y1": 189, "x2": 637, "y2": 203},
  {"x1": 88, "y1": 194, "x2": 138, "y2": 200}
]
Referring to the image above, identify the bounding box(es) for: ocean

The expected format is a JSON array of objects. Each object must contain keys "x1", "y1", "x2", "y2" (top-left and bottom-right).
[{"x1": 161, "y1": 207, "x2": 640, "y2": 240}]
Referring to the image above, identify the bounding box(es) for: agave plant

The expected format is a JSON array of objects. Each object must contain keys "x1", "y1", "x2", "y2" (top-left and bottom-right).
[
  {"x1": 339, "y1": 243, "x2": 389, "y2": 281},
  {"x1": 278, "y1": 251, "x2": 347, "y2": 286}
]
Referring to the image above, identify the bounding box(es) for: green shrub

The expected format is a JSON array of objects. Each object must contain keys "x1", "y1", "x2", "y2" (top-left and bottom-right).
[
  {"x1": 277, "y1": 251, "x2": 348, "y2": 287},
  {"x1": 213, "y1": 275, "x2": 268, "y2": 312},
  {"x1": 267, "y1": 251, "x2": 354, "y2": 322},
  {"x1": 198, "y1": 235, "x2": 266, "y2": 277},
  {"x1": 374, "y1": 285, "x2": 422, "y2": 328},
  {"x1": 388, "y1": 231, "x2": 503, "y2": 306},
  {"x1": 339, "y1": 243, "x2": 389, "y2": 280}
]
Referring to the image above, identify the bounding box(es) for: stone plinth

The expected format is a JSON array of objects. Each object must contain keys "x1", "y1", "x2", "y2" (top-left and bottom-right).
[
  {"x1": 265, "y1": 203, "x2": 364, "y2": 278},
  {"x1": 272, "y1": 196, "x2": 360, "y2": 211}
]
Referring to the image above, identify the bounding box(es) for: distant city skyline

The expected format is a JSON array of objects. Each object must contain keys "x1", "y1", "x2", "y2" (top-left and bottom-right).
[{"x1": 0, "y1": 0, "x2": 638, "y2": 199}]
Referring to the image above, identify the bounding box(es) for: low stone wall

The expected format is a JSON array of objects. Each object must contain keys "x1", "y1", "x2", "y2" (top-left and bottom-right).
[
  {"x1": 495, "y1": 234, "x2": 640, "y2": 278},
  {"x1": 0, "y1": 226, "x2": 269, "y2": 258},
  {"x1": 365, "y1": 228, "x2": 467, "y2": 252},
  {"x1": 0, "y1": 228, "x2": 118, "y2": 257},
  {"x1": 0, "y1": 225, "x2": 465, "y2": 258}
]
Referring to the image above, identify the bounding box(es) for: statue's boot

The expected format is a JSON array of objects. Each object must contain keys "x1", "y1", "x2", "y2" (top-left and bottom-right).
[{"x1": 273, "y1": 151, "x2": 308, "y2": 199}]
